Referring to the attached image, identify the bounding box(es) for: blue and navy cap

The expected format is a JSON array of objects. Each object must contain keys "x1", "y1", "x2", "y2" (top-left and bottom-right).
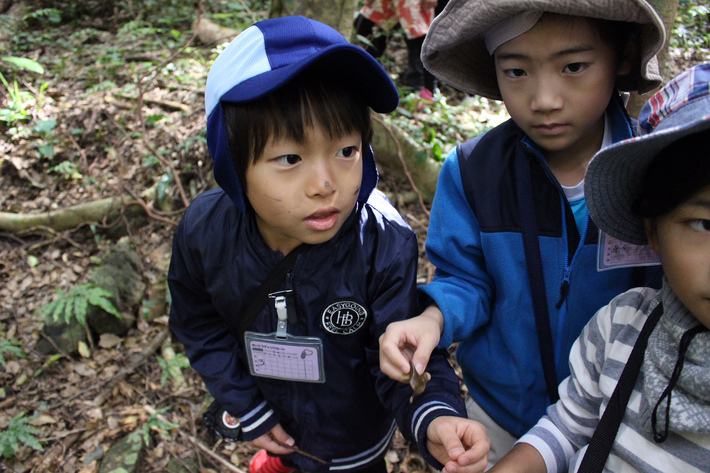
[
  {"x1": 205, "y1": 16, "x2": 399, "y2": 210},
  {"x1": 587, "y1": 62, "x2": 710, "y2": 245}
]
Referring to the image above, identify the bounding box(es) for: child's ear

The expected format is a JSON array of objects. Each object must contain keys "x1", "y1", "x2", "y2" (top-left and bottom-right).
[
  {"x1": 616, "y1": 38, "x2": 636, "y2": 77},
  {"x1": 644, "y1": 218, "x2": 660, "y2": 252}
]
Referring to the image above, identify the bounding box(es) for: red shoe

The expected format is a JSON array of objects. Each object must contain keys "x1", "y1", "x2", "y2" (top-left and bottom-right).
[{"x1": 249, "y1": 449, "x2": 296, "y2": 473}]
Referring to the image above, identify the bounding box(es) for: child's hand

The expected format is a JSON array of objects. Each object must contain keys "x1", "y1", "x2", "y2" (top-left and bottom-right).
[
  {"x1": 426, "y1": 416, "x2": 490, "y2": 473},
  {"x1": 379, "y1": 304, "x2": 444, "y2": 380},
  {"x1": 251, "y1": 424, "x2": 296, "y2": 455}
]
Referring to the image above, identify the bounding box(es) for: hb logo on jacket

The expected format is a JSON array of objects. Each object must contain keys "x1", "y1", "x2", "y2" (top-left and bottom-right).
[{"x1": 322, "y1": 301, "x2": 368, "y2": 335}]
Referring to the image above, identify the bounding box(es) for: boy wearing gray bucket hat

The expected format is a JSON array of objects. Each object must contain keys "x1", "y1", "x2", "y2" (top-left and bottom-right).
[
  {"x1": 169, "y1": 16, "x2": 490, "y2": 473},
  {"x1": 489, "y1": 61, "x2": 710, "y2": 473},
  {"x1": 379, "y1": 0, "x2": 666, "y2": 464}
]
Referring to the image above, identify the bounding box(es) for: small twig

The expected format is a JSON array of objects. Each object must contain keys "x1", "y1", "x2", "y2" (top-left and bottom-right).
[
  {"x1": 271, "y1": 438, "x2": 328, "y2": 464},
  {"x1": 178, "y1": 430, "x2": 246, "y2": 473},
  {"x1": 39, "y1": 428, "x2": 88, "y2": 442},
  {"x1": 132, "y1": 22, "x2": 199, "y2": 210},
  {"x1": 38, "y1": 332, "x2": 73, "y2": 364},
  {"x1": 237, "y1": 0, "x2": 258, "y2": 22},
  {"x1": 36, "y1": 431, "x2": 81, "y2": 471},
  {"x1": 22, "y1": 226, "x2": 85, "y2": 251},
  {"x1": 372, "y1": 115, "x2": 430, "y2": 218},
  {"x1": 0, "y1": 231, "x2": 26, "y2": 245},
  {"x1": 123, "y1": 185, "x2": 180, "y2": 227},
  {"x1": 67, "y1": 134, "x2": 89, "y2": 171},
  {"x1": 84, "y1": 322, "x2": 96, "y2": 353},
  {"x1": 135, "y1": 26, "x2": 199, "y2": 127}
]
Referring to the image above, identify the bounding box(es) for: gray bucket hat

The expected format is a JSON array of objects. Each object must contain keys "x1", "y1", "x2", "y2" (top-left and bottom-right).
[
  {"x1": 422, "y1": 0, "x2": 666, "y2": 100},
  {"x1": 586, "y1": 62, "x2": 710, "y2": 246}
]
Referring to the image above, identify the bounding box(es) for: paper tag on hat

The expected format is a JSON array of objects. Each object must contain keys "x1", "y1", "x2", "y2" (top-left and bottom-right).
[{"x1": 597, "y1": 231, "x2": 661, "y2": 271}]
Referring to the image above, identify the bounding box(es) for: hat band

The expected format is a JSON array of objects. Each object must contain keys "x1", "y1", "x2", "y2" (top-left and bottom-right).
[{"x1": 484, "y1": 11, "x2": 543, "y2": 55}]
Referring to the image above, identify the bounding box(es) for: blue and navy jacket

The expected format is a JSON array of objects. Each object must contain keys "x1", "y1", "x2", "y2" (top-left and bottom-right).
[
  {"x1": 168, "y1": 78, "x2": 466, "y2": 471},
  {"x1": 420, "y1": 93, "x2": 661, "y2": 438}
]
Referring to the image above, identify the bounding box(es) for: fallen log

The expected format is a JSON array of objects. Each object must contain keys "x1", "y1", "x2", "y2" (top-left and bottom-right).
[
  {"x1": 0, "y1": 185, "x2": 165, "y2": 234},
  {"x1": 371, "y1": 115, "x2": 441, "y2": 204},
  {"x1": 0, "y1": 196, "x2": 128, "y2": 233}
]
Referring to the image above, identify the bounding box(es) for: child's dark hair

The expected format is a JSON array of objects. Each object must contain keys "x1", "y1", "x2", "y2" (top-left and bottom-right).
[
  {"x1": 633, "y1": 130, "x2": 710, "y2": 219},
  {"x1": 223, "y1": 69, "x2": 374, "y2": 190},
  {"x1": 570, "y1": 16, "x2": 639, "y2": 90},
  {"x1": 591, "y1": 18, "x2": 640, "y2": 90}
]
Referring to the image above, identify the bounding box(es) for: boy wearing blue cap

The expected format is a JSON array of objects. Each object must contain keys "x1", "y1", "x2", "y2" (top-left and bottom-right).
[
  {"x1": 168, "y1": 16, "x2": 489, "y2": 473},
  {"x1": 379, "y1": 0, "x2": 668, "y2": 465},
  {"x1": 489, "y1": 62, "x2": 710, "y2": 473}
]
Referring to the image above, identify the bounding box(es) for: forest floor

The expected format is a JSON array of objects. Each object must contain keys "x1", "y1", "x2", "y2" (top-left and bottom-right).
[{"x1": 1, "y1": 1, "x2": 709, "y2": 472}]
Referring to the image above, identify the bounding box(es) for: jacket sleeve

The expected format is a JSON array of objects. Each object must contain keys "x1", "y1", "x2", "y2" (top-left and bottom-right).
[
  {"x1": 419, "y1": 148, "x2": 495, "y2": 348},
  {"x1": 167, "y1": 207, "x2": 279, "y2": 440},
  {"x1": 363, "y1": 210, "x2": 466, "y2": 469}
]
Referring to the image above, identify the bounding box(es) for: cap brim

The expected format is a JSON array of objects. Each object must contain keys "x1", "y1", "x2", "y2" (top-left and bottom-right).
[
  {"x1": 586, "y1": 113, "x2": 710, "y2": 245},
  {"x1": 219, "y1": 44, "x2": 399, "y2": 114}
]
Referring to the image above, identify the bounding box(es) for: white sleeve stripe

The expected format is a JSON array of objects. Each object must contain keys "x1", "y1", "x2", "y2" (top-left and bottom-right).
[
  {"x1": 240, "y1": 400, "x2": 269, "y2": 423},
  {"x1": 413, "y1": 405, "x2": 459, "y2": 442},
  {"x1": 241, "y1": 409, "x2": 275, "y2": 432}
]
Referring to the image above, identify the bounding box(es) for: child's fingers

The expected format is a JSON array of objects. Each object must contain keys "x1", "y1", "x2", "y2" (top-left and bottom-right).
[
  {"x1": 379, "y1": 331, "x2": 413, "y2": 379},
  {"x1": 410, "y1": 332, "x2": 439, "y2": 375},
  {"x1": 453, "y1": 424, "x2": 490, "y2": 468},
  {"x1": 252, "y1": 425, "x2": 296, "y2": 455}
]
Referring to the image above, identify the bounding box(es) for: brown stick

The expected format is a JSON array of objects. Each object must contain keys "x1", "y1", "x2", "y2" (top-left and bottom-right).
[
  {"x1": 179, "y1": 430, "x2": 247, "y2": 473},
  {"x1": 271, "y1": 438, "x2": 328, "y2": 464}
]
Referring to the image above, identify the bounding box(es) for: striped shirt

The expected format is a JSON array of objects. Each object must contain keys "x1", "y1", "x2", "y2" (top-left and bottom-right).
[{"x1": 519, "y1": 285, "x2": 710, "y2": 472}]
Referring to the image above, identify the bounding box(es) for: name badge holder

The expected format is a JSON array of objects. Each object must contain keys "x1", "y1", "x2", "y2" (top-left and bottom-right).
[
  {"x1": 245, "y1": 290, "x2": 325, "y2": 383},
  {"x1": 596, "y1": 231, "x2": 661, "y2": 271}
]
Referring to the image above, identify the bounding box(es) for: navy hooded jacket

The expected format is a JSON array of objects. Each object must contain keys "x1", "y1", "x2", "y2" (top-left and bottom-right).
[{"x1": 168, "y1": 22, "x2": 467, "y2": 470}]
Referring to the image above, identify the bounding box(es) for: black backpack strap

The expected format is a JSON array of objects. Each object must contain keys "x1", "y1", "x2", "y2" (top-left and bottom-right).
[
  {"x1": 515, "y1": 149, "x2": 560, "y2": 403},
  {"x1": 235, "y1": 244, "x2": 308, "y2": 343},
  {"x1": 458, "y1": 136, "x2": 560, "y2": 403},
  {"x1": 577, "y1": 302, "x2": 664, "y2": 473}
]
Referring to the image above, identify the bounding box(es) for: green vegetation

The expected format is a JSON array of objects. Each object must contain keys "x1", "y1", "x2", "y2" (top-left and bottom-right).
[
  {"x1": 0, "y1": 338, "x2": 27, "y2": 368},
  {"x1": 0, "y1": 411, "x2": 44, "y2": 459},
  {"x1": 157, "y1": 352, "x2": 191, "y2": 387},
  {"x1": 673, "y1": 1, "x2": 710, "y2": 50},
  {"x1": 38, "y1": 283, "x2": 122, "y2": 326},
  {"x1": 0, "y1": 56, "x2": 45, "y2": 126},
  {"x1": 130, "y1": 407, "x2": 181, "y2": 445}
]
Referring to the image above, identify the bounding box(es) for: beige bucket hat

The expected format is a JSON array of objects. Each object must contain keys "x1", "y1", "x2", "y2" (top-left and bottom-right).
[{"x1": 422, "y1": 0, "x2": 666, "y2": 100}]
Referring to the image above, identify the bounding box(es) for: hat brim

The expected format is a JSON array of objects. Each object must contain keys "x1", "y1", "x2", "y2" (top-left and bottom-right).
[
  {"x1": 422, "y1": 0, "x2": 666, "y2": 99},
  {"x1": 586, "y1": 113, "x2": 710, "y2": 246},
  {"x1": 219, "y1": 43, "x2": 399, "y2": 114}
]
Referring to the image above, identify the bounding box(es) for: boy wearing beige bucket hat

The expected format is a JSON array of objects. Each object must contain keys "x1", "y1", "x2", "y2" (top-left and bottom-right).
[{"x1": 379, "y1": 0, "x2": 667, "y2": 465}]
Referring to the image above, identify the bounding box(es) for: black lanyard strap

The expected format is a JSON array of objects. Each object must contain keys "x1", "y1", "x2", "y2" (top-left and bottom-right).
[{"x1": 577, "y1": 303, "x2": 664, "y2": 473}]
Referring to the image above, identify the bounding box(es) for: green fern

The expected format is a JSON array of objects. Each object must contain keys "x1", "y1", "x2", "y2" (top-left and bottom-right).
[
  {"x1": 0, "y1": 338, "x2": 27, "y2": 368},
  {"x1": 156, "y1": 352, "x2": 190, "y2": 386},
  {"x1": 0, "y1": 411, "x2": 44, "y2": 459},
  {"x1": 38, "y1": 283, "x2": 122, "y2": 326},
  {"x1": 130, "y1": 407, "x2": 181, "y2": 445}
]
